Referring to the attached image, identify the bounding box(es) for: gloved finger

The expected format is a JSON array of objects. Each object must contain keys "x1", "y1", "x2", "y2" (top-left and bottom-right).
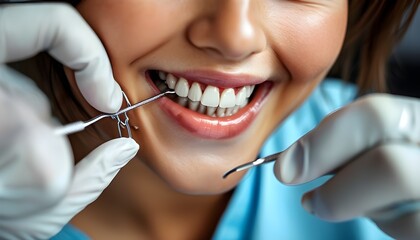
[
  {"x1": 0, "y1": 88, "x2": 72, "y2": 218},
  {"x1": 373, "y1": 210, "x2": 420, "y2": 240},
  {"x1": 0, "y1": 65, "x2": 50, "y2": 119},
  {"x1": 68, "y1": 138, "x2": 138, "y2": 211},
  {"x1": 274, "y1": 94, "x2": 420, "y2": 185},
  {"x1": 0, "y1": 3, "x2": 122, "y2": 113},
  {"x1": 300, "y1": 143, "x2": 420, "y2": 222},
  {"x1": 0, "y1": 138, "x2": 139, "y2": 240},
  {"x1": 40, "y1": 138, "x2": 138, "y2": 239}
]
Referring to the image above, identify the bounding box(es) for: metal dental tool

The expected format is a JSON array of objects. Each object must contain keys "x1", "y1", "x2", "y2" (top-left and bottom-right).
[
  {"x1": 223, "y1": 151, "x2": 282, "y2": 179},
  {"x1": 54, "y1": 89, "x2": 175, "y2": 136}
]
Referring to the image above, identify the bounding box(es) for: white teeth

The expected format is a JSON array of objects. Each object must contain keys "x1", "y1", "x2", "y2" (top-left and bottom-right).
[
  {"x1": 226, "y1": 107, "x2": 234, "y2": 116},
  {"x1": 156, "y1": 82, "x2": 167, "y2": 92},
  {"x1": 219, "y1": 88, "x2": 236, "y2": 108},
  {"x1": 236, "y1": 87, "x2": 247, "y2": 106},
  {"x1": 188, "y1": 101, "x2": 200, "y2": 111},
  {"x1": 175, "y1": 77, "x2": 189, "y2": 97},
  {"x1": 245, "y1": 86, "x2": 251, "y2": 98},
  {"x1": 232, "y1": 106, "x2": 239, "y2": 115},
  {"x1": 177, "y1": 97, "x2": 188, "y2": 107},
  {"x1": 188, "y1": 82, "x2": 202, "y2": 102},
  {"x1": 207, "y1": 107, "x2": 216, "y2": 116},
  {"x1": 166, "y1": 74, "x2": 177, "y2": 89},
  {"x1": 159, "y1": 71, "x2": 167, "y2": 80},
  {"x1": 156, "y1": 70, "x2": 257, "y2": 117},
  {"x1": 198, "y1": 104, "x2": 206, "y2": 114},
  {"x1": 249, "y1": 85, "x2": 255, "y2": 97},
  {"x1": 217, "y1": 107, "x2": 226, "y2": 117},
  {"x1": 201, "y1": 86, "x2": 220, "y2": 108},
  {"x1": 240, "y1": 99, "x2": 248, "y2": 108}
]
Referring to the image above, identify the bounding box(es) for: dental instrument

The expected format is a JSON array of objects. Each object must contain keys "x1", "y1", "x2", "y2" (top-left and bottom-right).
[
  {"x1": 54, "y1": 89, "x2": 175, "y2": 137},
  {"x1": 223, "y1": 151, "x2": 281, "y2": 179}
]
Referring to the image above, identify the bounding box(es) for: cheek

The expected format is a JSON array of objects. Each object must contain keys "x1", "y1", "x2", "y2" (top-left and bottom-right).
[
  {"x1": 77, "y1": 1, "x2": 182, "y2": 66},
  {"x1": 269, "y1": 5, "x2": 348, "y2": 82}
]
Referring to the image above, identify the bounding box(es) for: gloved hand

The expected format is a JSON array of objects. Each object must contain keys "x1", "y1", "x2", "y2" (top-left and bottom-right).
[
  {"x1": 274, "y1": 94, "x2": 420, "y2": 240},
  {"x1": 0, "y1": 3, "x2": 139, "y2": 239}
]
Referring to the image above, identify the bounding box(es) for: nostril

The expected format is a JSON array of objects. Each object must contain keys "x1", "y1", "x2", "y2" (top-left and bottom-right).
[{"x1": 187, "y1": 3, "x2": 266, "y2": 62}]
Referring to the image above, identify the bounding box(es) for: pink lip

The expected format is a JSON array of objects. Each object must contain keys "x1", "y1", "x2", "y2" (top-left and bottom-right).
[{"x1": 145, "y1": 70, "x2": 272, "y2": 139}]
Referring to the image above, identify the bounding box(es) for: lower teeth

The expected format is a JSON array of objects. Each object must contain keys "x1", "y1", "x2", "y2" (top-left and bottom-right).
[
  {"x1": 175, "y1": 96, "x2": 244, "y2": 117},
  {"x1": 156, "y1": 82, "x2": 168, "y2": 92}
]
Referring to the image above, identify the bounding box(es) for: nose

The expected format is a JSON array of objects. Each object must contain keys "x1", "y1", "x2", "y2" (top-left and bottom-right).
[{"x1": 188, "y1": 0, "x2": 266, "y2": 61}]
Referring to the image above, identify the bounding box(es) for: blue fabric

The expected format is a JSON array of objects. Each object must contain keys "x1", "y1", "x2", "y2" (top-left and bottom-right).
[
  {"x1": 212, "y1": 79, "x2": 392, "y2": 240},
  {"x1": 50, "y1": 224, "x2": 89, "y2": 240},
  {"x1": 52, "y1": 79, "x2": 393, "y2": 240}
]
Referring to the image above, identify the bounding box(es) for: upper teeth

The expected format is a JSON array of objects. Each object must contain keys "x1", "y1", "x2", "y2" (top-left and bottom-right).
[{"x1": 156, "y1": 70, "x2": 256, "y2": 117}]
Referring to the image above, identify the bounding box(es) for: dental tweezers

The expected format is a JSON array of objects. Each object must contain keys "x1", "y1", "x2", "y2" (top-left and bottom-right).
[
  {"x1": 54, "y1": 89, "x2": 175, "y2": 136},
  {"x1": 222, "y1": 152, "x2": 281, "y2": 179}
]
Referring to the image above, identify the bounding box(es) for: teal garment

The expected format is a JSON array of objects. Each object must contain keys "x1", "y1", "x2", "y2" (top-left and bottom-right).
[
  {"x1": 52, "y1": 79, "x2": 393, "y2": 240},
  {"x1": 212, "y1": 80, "x2": 392, "y2": 240},
  {"x1": 50, "y1": 225, "x2": 88, "y2": 240}
]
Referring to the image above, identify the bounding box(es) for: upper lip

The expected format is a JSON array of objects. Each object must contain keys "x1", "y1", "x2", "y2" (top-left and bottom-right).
[{"x1": 166, "y1": 70, "x2": 267, "y2": 88}]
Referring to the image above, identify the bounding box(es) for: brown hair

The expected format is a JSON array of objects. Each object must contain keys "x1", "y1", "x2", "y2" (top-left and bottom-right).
[{"x1": 331, "y1": 0, "x2": 419, "y2": 93}]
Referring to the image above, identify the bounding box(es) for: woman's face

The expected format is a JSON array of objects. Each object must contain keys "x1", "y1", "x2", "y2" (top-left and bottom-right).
[{"x1": 76, "y1": 0, "x2": 347, "y2": 194}]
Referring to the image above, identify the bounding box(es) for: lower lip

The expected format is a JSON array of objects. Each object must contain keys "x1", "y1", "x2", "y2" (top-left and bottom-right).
[{"x1": 146, "y1": 75, "x2": 272, "y2": 139}]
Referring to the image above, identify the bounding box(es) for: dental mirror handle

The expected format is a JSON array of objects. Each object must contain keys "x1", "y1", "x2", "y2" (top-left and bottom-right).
[
  {"x1": 54, "y1": 114, "x2": 109, "y2": 136},
  {"x1": 54, "y1": 121, "x2": 87, "y2": 136}
]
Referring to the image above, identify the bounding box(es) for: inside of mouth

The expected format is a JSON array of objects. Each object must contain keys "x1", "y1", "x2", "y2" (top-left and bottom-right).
[
  {"x1": 148, "y1": 70, "x2": 257, "y2": 118},
  {"x1": 149, "y1": 70, "x2": 176, "y2": 99}
]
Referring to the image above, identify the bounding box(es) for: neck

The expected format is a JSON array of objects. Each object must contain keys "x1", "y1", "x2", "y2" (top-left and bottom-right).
[{"x1": 71, "y1": 154, "x2": 232, "y2": 240}]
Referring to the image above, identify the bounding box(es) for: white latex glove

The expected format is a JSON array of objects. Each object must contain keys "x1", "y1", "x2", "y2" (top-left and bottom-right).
[
  {"x1": 0, "y1": 3, "x2": 139, "y2": 239},
  {"x1": 274, "y1": 94, "x2": 420, "y2": 240},
  {"x1": 0, "y1": 3, "x2": 122, "y2": 113},
  {"x1": 0, "y1": 88, "x2": 138, "y2": 240}
]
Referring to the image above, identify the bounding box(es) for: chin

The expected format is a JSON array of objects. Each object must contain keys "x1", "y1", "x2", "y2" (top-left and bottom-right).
[
  {"x1": 158, "y1": 163, "x2": 247, "y2": 195},
  {"x1": 138, "y1": 137, "x2": 257, "y2": 195}
]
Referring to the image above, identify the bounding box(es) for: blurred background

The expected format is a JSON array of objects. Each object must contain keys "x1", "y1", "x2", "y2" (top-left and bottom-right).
[{"x1": 388, "y1": 8, "x2": 420, "y2": 98}]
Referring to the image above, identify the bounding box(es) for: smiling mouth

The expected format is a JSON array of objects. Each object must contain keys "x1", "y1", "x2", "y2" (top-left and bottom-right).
[{"x1": 148, "y1": 70, "x2": 257, "y2": 118}]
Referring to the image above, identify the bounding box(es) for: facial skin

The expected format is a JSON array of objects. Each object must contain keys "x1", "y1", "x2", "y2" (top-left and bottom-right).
[{"x1": 73, "y1": 0, "x2": 348, "y2": 195}]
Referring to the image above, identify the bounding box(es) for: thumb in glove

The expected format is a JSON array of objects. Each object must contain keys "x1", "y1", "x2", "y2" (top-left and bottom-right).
[{"x1": 0, "y1": 137, "x2": 139, "y2": 240}]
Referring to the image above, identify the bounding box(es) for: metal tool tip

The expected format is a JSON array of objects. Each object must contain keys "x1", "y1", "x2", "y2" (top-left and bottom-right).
[
  {"x1": 222, "y1": 169, "x2": 237, "y2": 179},
  {"x1": 159, "y1": 86, "x2": 175, "y2": 94}
]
